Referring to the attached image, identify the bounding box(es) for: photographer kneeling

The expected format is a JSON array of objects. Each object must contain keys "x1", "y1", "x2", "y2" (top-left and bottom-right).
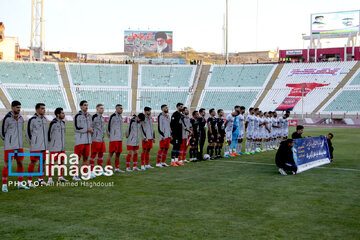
[{"x1": 275, "y1": 139, "x2": 297, "y2": 175}]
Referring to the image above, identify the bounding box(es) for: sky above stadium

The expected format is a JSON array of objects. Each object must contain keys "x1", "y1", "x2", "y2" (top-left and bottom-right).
[{"x1": 1, "y1": 0, "x2": 359, "y2": 54}]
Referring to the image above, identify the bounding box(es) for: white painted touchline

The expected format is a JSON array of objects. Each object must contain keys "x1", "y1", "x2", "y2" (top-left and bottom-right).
[{"x1": 210, "y1": 160, "x2": 360, "y2": 172}]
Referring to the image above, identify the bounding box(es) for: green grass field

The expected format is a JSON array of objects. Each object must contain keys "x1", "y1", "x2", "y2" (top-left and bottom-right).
[{"x1": 0, "y1": 124, "x2": 359, "y2": 239}]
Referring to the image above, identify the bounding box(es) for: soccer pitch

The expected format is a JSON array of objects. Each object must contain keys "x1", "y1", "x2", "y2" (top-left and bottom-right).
[{"x1": 0, "y1": 124, "x2": 359, "y2": 239}]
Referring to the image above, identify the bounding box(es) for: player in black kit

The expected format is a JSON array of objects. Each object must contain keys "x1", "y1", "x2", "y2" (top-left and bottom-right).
[
  {"x1": 215, "y1": 109, "x2": 225, "y2": 159},
  {"x1": 170, "y1": 102, "x2": 187, "y2": 166},
  {"x1": 190, "y1": 110, "x2": 200, "y2": 162},
  {"x1": 207, "y1": 108, "x2": 218, "y2": 159},
  {"x1": 198, "y1": 108, "x2": 207, "y2": 160}
]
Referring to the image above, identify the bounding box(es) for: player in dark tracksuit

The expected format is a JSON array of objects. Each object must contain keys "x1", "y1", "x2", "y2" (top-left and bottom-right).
[
  {"x1": 170, "y1": 103, "x2": 188, "y2": 166},
  {"x1": 207, "y1": 108, "x2": 218, "y2": 159},
  {"x1": 215, "y1": 109, "x2": 225, "y2": 159},
  {"x1": 198, "y1": 108, "x2": 207, "y2": 160},
  {"x1": 327, "y1": 133, "x2": 334, "y2": 162},
  {"x1": 190, "y1": 111, "x2": 200, "y2": 162}
]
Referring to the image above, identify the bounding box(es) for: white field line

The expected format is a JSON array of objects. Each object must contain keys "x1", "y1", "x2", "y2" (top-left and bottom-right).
[
  {"x1": 8, "y1": 148, "x2": 360, "y2": 172},
  {"x1": 210, "y1": 160, "x2": 360, "y2": 172}
]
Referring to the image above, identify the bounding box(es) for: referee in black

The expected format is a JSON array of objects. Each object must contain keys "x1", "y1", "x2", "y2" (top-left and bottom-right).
[{"x1": 198, "y1": 108, "x2": 207, "y2": 160}]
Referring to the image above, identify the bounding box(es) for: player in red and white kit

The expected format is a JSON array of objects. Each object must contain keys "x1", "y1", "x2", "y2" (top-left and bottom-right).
[
  {"x1": 73, "y1": 100, "x2": 93, "y2": 181},
  {"x1": 140, "y1": 107, "x2": 155, "y2": 170},
  {"x1": 125, "y1": 113, "x2": 146, "y2": 171},
  {"x1": 156, "y1": 105, "x2": 171, "y2": 167},
  {"x1": 90, "y1": 104, "x2": 106, "y2": 178},
  {"x1": 1, "y1": 101, "x2": 29, "y2": 192},
  {"x1": 106, "y1": 104, "x2": 125, "y2": 173},
  {"x1": 179, "y1": 107, "x2": 192, "y2": 163},
  {"x1": 48, "y1": 107, "x2": 68, "y2": 183},
  {"x1": 26, "y1": 103, "x2": 48, "y2": 187}
]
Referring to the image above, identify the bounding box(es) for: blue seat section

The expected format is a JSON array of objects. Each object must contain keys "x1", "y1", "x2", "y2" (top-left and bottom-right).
[
  {"x1": 68, "y1": 64, "x2": 130, "y2": 86},
  {"x1": 73, "y1": 89, "x2": 130, "y2": 111},
  {"x1": 324, "y1": 90, "x2": 360, "y2": 112},
  {"x1": 349, "y1": 71, "x2": 360, "y2": 85},
  {"x1": 140, "y1": 65, "x2": 195, "y2": 87},
  {"x1": 0, "y1": 62, "x2": 60, "y2": 85},
  {"x1": 199, "y1": 90, "x2": 260, "y2": 111},
  {"x1": 208, "y1": 65, "x2": 273, "y2": 87},
  {"x1": 138, "y1": 90, "x2": 189, "y2": 111},
  {"x1": 6, "y1": 88, "x2": 67, "y2": 109}
]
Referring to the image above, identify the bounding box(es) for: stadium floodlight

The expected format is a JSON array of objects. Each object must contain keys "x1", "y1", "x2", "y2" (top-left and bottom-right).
[
  {"x1": 30, "y1": 0, "x2": 44, "y2": 61},
  {"x1": 225, "y1": 0, "x2": 229, "y2": 64}
]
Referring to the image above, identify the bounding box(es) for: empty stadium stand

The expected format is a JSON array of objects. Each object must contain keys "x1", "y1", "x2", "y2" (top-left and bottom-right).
[
  {"x1": 71, "y1": 88, "x2": 131, "y2": 112},
  {"x1": 0, "y1": 60, "x2": 358, "y2": 117},
  {"x1": 0, "y1": 61, "x2": 70, "y2": 111},
  {"x1": 0, "y1": 61, "x2": 61, "y2": 85},
  {"x1": 3, "y1": 86, "x2": 70, "y2": 111},
  {"x1": 66, "y1": 63, "x2": 131, "y2": 87},
  {"x1": 66, "y1": 63, "x2": 132, "y2": 112},
  {"x1": 198, "y1": 90, "x2": 261, "y2": 110},
  {"x1": 322, "y1": 89, "x2": 360, "y2": 113},
  {"x1": 348, "y1": 67, "x2": 360, "y2": 86},
  {"x1": 320, "y1": 67, "x2": 360, "y2": 114},
  {"x1": 197, "y1": 64, "x2": 276, "y2": 111},
  {"x1": 137, "y1": 89, "x2": 190, "y2": 112},
  {"x1": 206, "y1": 65, "x2": 275, "y2": 88},
  {"x1": 138, "y1": 65, "x2": 196, "y2": 88},
  {"x1": 259, "y1": 61, "x2": 357, "y2": 113},
  {"x1": 136, "y1": 65, "x2": 196, "y2": 111}
]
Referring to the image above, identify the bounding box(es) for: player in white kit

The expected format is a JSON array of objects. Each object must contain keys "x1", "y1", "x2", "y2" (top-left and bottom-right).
[
  {"x1": 272, "y1": 112, "x2": 279, "y2": 149},
  {"x1": 268, "y1": 111, "x2": 276, "y2": 150},
  {"x1": 278, "y1": 112, "x2": 290, "y2": 140},
  {"x1": 258, "y1": 111, "x2": 265, "y2": 151},
  {"x1": 273, "y1": 112, "x2": 282, "y2": 149},
  {"x1": 245, "y1": 108, "x2": 255, "y2": 154},
  {"x1": 253, "y1": 108, "x2": 262, "y2": 153},
  {"x1": 262, "y1": 112, "x2": 272, "y2": 151},
  {"x1": 237, "y1": 106, "x2": 246, "y2": 155}
]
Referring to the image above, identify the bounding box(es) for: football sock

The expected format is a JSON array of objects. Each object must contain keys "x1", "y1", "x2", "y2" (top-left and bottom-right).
[
  {"x1": 97, "y1": 157, "x2": 103, "y2": 167},
  {"x1": 161, "y1": 150, "x2": 168, "y2": 163},
  {"x1": 251, "y1": 141, "x2": 256, "y2": 152},
  {"x1": 115, "y1": 158, "x2": 120, "y2": 169},
  {"x1": 17, "y1": 163, "x2": 23, "y2": 182},
  {"x1": 133, "y1": 154, "x2": 138, "y2": 168},
  {"x1": 145, "y1": 152, "x2": 150, "y2": 165},
  {"x1": 39, "y1": 160, "x2": 44, "y2": 179},
  {"x1": 157, "y1": 150, "x2": 162, "y2": 164},
  {"x1": 2, "y1": 166, "x2": 8, "y2": 184},
  {"x1": 245, "y1": 140, "x2": 249, "y2": 152},
  {"x1": 207, "y1": 146, "x2": 213, "y2": 157},
  {"x1": 224, "y1": 144, "x2": 230, "y2": 155},
  {"x1": 27, "y1": 162, "x2": 35, "y2": 181},
  {"x1": 126, "y1": 154, "x2": 131, "y2": 168},
  {"x1": 236, "y1": 143, "x2": 242, "y2": 153},
  {"x1": 141, "y1": 152, "x2": 145, "y2": 166},
  {"x1": 89, "y1": 158, "x2": 95, "y2": 171}
]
